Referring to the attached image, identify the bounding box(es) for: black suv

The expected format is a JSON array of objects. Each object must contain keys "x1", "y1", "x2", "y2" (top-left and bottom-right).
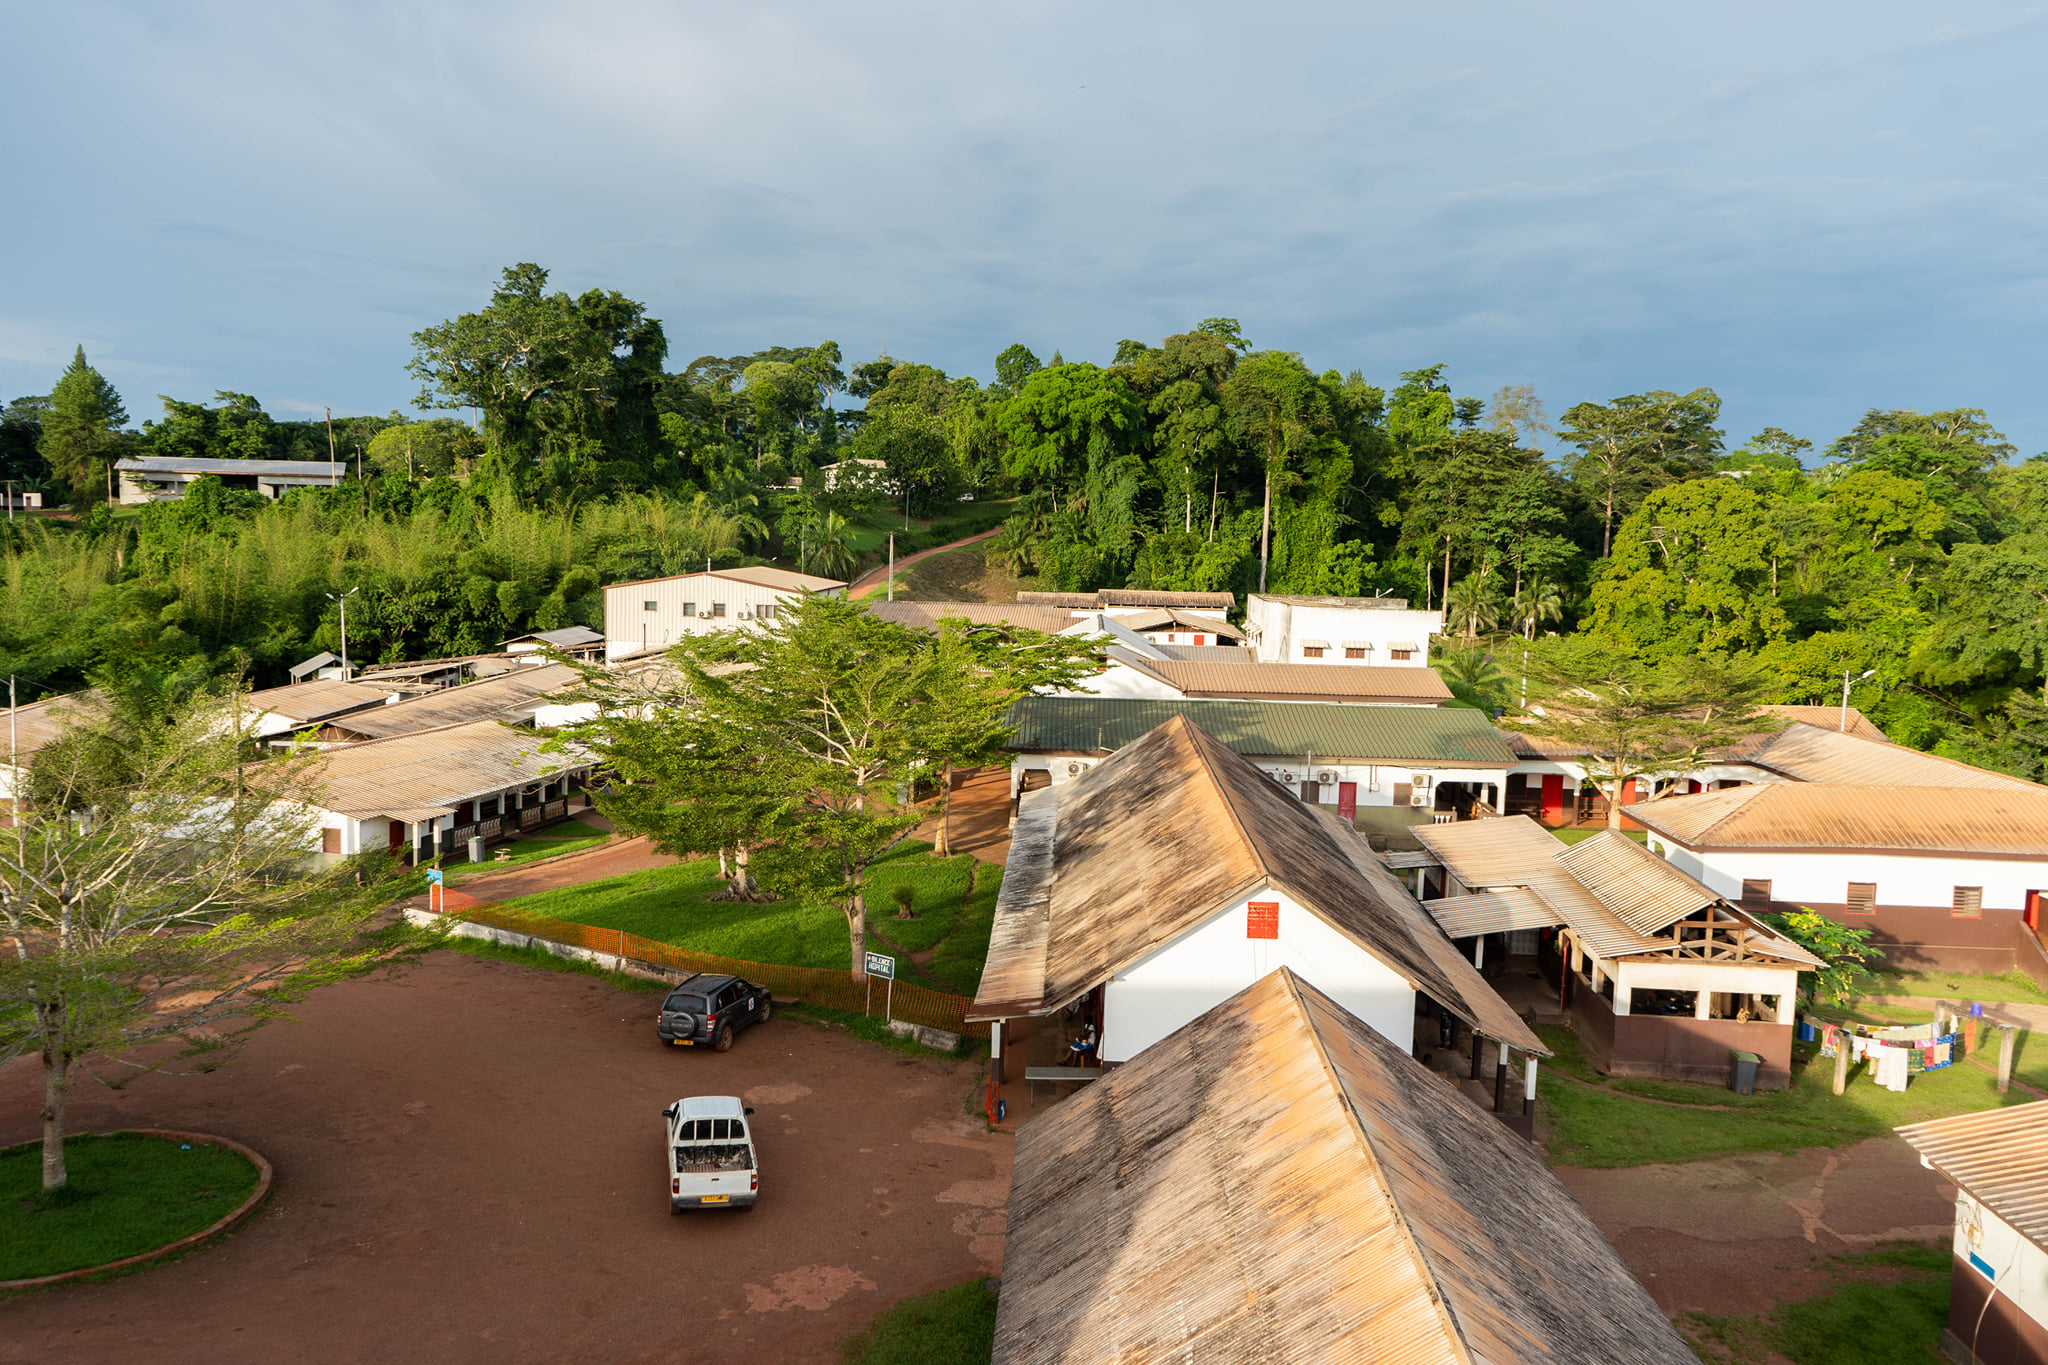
[{"x1": 657, "y1": 974, "x2": 772, "y2": 1052}]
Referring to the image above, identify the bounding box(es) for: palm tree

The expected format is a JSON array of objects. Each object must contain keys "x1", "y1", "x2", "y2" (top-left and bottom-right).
[
  {"x1": 988, "y1": 518, "x2": 1038, "y2": 578},
  {"x1": 1512, "y1": 578, "x2": 1565, "y2": 640},
  {"x1": 803, "y1": 509, "x2": 858, "y2": 580},
  {"x1": 704, "y1": 463, "x2": 769, "y2": 547},
  {"x1": 1444, "y1": 573, "x2": 1502, "y2": 642},
  {"x1": 1434, "y1": 645, "x2": 1513, "y2": 712}
]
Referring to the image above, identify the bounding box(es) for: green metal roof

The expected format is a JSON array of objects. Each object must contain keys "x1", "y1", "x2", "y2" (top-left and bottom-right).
[{"x1": 1006, "y1": 697, "x2": 1517, "y2": 767}]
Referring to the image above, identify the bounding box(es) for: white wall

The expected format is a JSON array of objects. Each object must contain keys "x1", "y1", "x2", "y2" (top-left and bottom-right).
[
  {"x1": 1009, "y1": 754, "x2": 1504, "y2": 809},
  {"x1": 1954, "y1": 1197, "x2": 2048, "y2": 1335},
  {"x1": 1647, "y1": 839, "x2": 2048, "y2": 911},
  {"x1": 1102, "y1": 884, "x2": 1416, "y2": 1062},
  {"x1": 603, "y1": 574, "x2": 843, "y2": 660},
  {"x1": 1245, "y1": 596, "x2": 1444, "y2": 668}
]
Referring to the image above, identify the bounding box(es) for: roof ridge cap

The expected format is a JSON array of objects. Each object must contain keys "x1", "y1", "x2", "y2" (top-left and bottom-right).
[{"x1": 1282, "y1": 971, "x2": 1479, "y2": 1364}]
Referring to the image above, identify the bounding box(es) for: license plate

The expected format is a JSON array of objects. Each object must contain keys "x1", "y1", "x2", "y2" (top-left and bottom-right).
[
  {"x1": 672, "y1": 1039, "x2": 692, "y2": 1047},
  {"x1": 701, "y1": 1194, "x2": 728, "y2": 1203}
]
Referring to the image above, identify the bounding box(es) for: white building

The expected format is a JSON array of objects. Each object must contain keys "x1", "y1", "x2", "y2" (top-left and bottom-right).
[
  {"x1": 968, "y1": 712, "x2": 1544, "y2": 1074},
  {"x1": 1015, "y1": 588, "x2": 1235, "y2": 621},
  {"x1": 1628, "y1": 783, "x2": 2048, "y2": 977},
  {"x1": 602, "y1": 566, "x2": 846, "y2": 661},
  {"x1": 1244, "y1": 593, "x2": 1444, "y2": 668},
  {"x1": 116, "y1": 455, "x2": 348, "y2": 504},
  {"x1": 1897, "y1": 1101, "x2": 2048, "y2": 1365}
]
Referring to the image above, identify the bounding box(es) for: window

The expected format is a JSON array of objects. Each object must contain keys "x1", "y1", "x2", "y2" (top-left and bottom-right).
[
  {"x1": 322, "y1": 827, "x2": 342, "y2": 854},
  {"x1": 757, "y1": 603, "x2": 776, "y2": 621},
  {"x1": 1846, "y1": 882, "x2": 1877, "y2": 915},
  {"x1": 1390, "y1": 648, "x2": 1412, "y2": 661},
  {"x1": 643, "y1": 600, "x2": 658, "y2": 612},
  {"x1": 1953, "y1": 886, "x2": 1983, "y2": 919},
  {"x1": 1302, "y1": 646, "x2": 1324, "y2": 659},
  {"x1": 1345, "y1": 647, "x2": 1366, "y2": 659},
  {"x1": 680, "y1": 601, "x2": 694, "y2": 617},
  {"x1": 710, "y1": 602, "x2": 726, "y2": 618},
  {"x1": 1246, "y1": 902, "x2": 1279, "y2": 939},
  {"x1": 1740, "y1": 879, "x2": 1773, "y2": 911}
]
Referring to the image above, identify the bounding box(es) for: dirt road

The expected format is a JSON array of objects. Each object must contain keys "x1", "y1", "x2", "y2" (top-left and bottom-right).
[
  {"x1": 847, "y1": 528, "x2": 1003, "y2": 600},
  {"x1": 0, "y1": 952, "x2": 1010, "y2": 1365}
]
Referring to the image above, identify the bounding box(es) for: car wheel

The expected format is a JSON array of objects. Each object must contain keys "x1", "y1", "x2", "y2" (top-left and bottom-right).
[
  {"x1": 758, "y1": 999, "x2": 772, "y2": 1023},
  {"x1": 713, "y1": 1024, "x2": 734, "y2": 1053}
]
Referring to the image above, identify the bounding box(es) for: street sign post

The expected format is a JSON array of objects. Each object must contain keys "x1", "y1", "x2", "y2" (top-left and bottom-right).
[
  {"x1": 864, "y1": 952, "x2": 897, "y2": 1021},
  {"x1": 427, "y1": 867, "x2": 444, "y2": 914}
]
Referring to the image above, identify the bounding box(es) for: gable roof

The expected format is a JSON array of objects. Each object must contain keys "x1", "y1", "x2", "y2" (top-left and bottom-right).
[
  {"x1": 1016, "y1": 589, "x2": 1235, "y2": 611},
  {"x1": 993, "y1": 969, "x2": 1692, "y2": 1365},
  {"x1": 1007, "y1": 696, "x2": 1515, "y2": 767},
  {"x1": 0, "y1": 691, "x2": 93, "y2": 762},
  {"x1": 242, "y1": 678, "x2": 394, "y2": 726},
  {"x1": 295, "y1": 719, "x2": 590, "y2": 823},
  {"x1": 117, "y1": 455, "x2": 345, "y2": 479},
  {"x1": 1724, "y1": 722, "x2": 2038, "y2": 789},
  {"x1": 865, "y1": 600, "x2": 1078, "y2": 635},
  {"x1": 288, "y1": 652, "x2": 340, "y2": 679},
  {"x1": 1896, "y1": 1100, "x2": 2048, "y2": 1247},
  {"x1": 1141, "y1": 658, "x2": 1451, "y2": 704},
  {"x1": 606, "y1": 565, "x2": 846, "y2": 593},
  {"x1": 1756, "y1": 704, "x2": 1889, "y2": 744},
  {"x1": 1625, "y1": 783, "x2": 2048, "y2": 856},
  {"x1": 501, "y1": 625, "x2": 604, "y2": 649},
  {"x1": 320, "y1": 664, "x2": 579, "y2": 740},
  {"x1": 1092, "y1": 607, "x2": 1247, "y2": 638},
  {"x1": 970, "y1": 714, "x2": 1541, "y2": 1054}
]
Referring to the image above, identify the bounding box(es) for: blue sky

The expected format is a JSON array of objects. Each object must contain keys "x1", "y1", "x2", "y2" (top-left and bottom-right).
[{"x1": 3, "y1": 1, "x2": 2045, "y2": 459}]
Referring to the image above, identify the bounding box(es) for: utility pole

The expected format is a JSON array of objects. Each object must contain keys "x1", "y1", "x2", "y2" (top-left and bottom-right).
[
  {"x1": 8, "y1": 675, "x2": 15, "y2": 825},
  {"x1": 328, "y1": 587, "x2": 359, "y2": 680},
  {"x1": 1840, "y1": 668, "x2": 1874, "y2": 731},
  {"x1": 887, "y1": 533, "x2": 894, "y2": 601},
  {"x1": 325, "y1": 407, "x2": 338, "y2": 484},
  {"x1": 5, "y1": 480, "x2": 13, "y2": 523}
]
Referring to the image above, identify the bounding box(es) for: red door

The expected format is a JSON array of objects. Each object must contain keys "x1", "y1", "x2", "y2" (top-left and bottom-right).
[
  {"x1": 2027, "y1": 890, "x2": 2043, "y2": 932},
  {"x1": 1337, "y1": 782, "x2": 1357, "y2": 821},
  {"x1": 387, "y1": 820, "x2": 404, "y2": 850},
  {"x1": 1540, "y1": 774, "x2": 1564, "y2": 825}
]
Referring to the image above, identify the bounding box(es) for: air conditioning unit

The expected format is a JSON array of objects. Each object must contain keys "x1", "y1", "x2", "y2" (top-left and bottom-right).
[
  {"x1": 1315, "y1": 770, "x2": 1338, "y2": 786},
  {"x1": 1274, "y1": 771, "x2": 1295, "y2": 786},
  {"x1": 1064, "y1": 761, "x2": 1086, "y2": 778},
  {"x1": 737, "y1": 610, "x2": 752, "y2": 620},
  {"x1": 1410, "y1": 792, "x2": 1430, "y2": 807}
]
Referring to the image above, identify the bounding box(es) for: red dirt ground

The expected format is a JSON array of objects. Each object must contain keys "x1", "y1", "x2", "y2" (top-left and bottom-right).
[
  {"x1": 846, "y1": 528, "x2": 1003, "y2": 600},
  {"x1": 0, "y1": 952, "x2": 1010, "y2": 1365}
]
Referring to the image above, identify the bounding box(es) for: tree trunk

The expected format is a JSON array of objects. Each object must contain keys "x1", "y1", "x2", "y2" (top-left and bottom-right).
[
  {"x1": 1258, "y1": 470, "x2": 1272, "y2": 592},
  {"x1": 1207, "y1": 468, "x2": 1220, "y2": 542},
  {"x1": 734, "y1": 845, "x2": 759, "y2": 898},
  {"x1": 847, "y1": 889, "x2": 867, "y2": 981},
  {"x1": 934, "y1": 760, "x2": 953, "y2": 857},
  {"x1": 717, "y1": 846, "x2": 730, "y2": 881},
  {"x1": 1605, "y1": 778, "x2": 1626, "y2": 831},
  {"x1": 41, "y1": 1019, "x2": 68, "y2": 1191}
]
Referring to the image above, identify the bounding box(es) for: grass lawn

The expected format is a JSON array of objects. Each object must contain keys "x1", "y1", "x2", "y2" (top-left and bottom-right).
[
  {"x1": 1536, "y1": 1022, "x2": 2032, "y2": 1168},
  {"x1": 0, "y1": 1133, "x2": 261, "y2": 1280},
  {"x1": 838, "y1": 1278, "x2": 999, "y2": 1365},
  {"x1": 1684, "y1": 1242, "x2": 1949, "y2": 1365},
  {"x1": 1869, "y1": 969, "x2": 2048, "y2": 1005},
  {"x1": 444, "y1": 824, "x2": 608, "y2": 884},
  {"x1": 1549, "y1": 828, "x2": 1648, "y2": 845},
  {"x1": 502, "y1": 841, "x2": 1000, "y2": 992}
]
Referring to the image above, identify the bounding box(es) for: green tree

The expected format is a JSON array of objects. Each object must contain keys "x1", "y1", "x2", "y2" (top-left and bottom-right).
[
  {"x1": 1502, "y1": 636, "x2": 1775, "y2": 830},
  {"x1": 364, "y1": 419, "x2": 481, "y2": 480},
  {"x1": 996, "y1": 363, "x2": 1141, "y2": 504},
  {"x1": 1194, "y1": 318, "x2": 1252, "y2": 353},
  {"x1": 1764, "y1": 910, "x2": 1880, "y2": 1005},
  {"x1": 1586, "y1": 479, "x2": 1789, "y2": 657},
  {"x1": 993, "y1": 344, "x2": 1042, "y2": 393},
  {"x1": 1558, "y1": 388, "x2": 1723, "y2": 555},
  {"x1": 1435, "y1": 644, "x2": 1512, "y2": 711},
  {"x1": 0, "y1": 686, "x2": 419, "y2": 1190},
  {"x1": 0, "y1": 395, "x2": 51, "y2": 484},
  {"x1": 1131, "y1": 331, "x2": 1236, "y2": 536},
  {"x1": 39, "y1": 347, "x2": 129, "y2": 506},
  {"x1": 1222, "y1": 351, "x2": 1333, "y2": 592}
]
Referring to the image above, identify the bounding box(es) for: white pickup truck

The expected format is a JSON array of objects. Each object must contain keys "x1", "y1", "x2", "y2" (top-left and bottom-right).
[{"x1": 664, "y1": 1095, "x2": 758, "y2": 1212}]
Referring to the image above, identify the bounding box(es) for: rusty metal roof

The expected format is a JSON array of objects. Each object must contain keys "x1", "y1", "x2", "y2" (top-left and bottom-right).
[
  {"x1": 865, "y1": 600, "x2": 1078, "y2": 634},
  {"x1": 1142, "y1": 659, "x2": 1452, "y2": 703},
  {"x1": 607, "y1": 565, "x2": 846, "y2": 592},
  {"x1": 1006, "y1": 697, "x2": 1514, "y2": 766},
  {"x1": 1099, "y1": 608, "x2": 1247, "y2": 639},
  {"x1": 1423, "y1": 886, "x2": 1563, "y2": 938},
  {"x1": 243, "y1": 679, "x2": 395, "y2": 726},
  {"x1": 1015, "y1": 589, "x2": 1235, "y2": 610},
  {"x1": 1897, "y1": 1100, "x2": 2048, "y2": 1247},
  {"x1": 295, "y1": 719, "x2": 590, "y2": 819},
  {"x1": 992, "y1": 969, "x2": 1695, "y2": 1365},
  {"x1": 1729, "y1": 723, "x2": 2040, "y2": 790},
  {"x1": 322, "y1": 665, "x2": 580, "y2": 740},
  {"x1": 1756, "y1": 705, "x2": 1889, "y2": 743},
  {"x1": 1554, "y1": 830, "x2": 1720, "y2": 934},
  {"x1": 969, "y1": 714, "x2": 1542, "y2": 1055},
  {"x1": 1626, "y1": 783, "x2": 2048, "y2": 856},
  {"x1": 0, "y1": 691, "x2": 92, "y2": 760}
]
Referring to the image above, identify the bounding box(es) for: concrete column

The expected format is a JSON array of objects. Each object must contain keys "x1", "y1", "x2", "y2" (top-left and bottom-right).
[
  {"x1": 1695, "y1": 990, "x2": 1713, "y2": 1021},
  {"x1": 1774, "y1": 992, "x2": 1796, "y2": 1026},
  {"x1": 1493, "y1": 1052, "x2": 1509, "y2": 1112},
  {"x1": 1833, "y1": 1037, "x2": 1850, "y2": 1095},
  {"x1": 1472, "y1": 936, "x2": 1485, "y2": 970},
  {"x1": 1999, "y1": 1027, "x2": 2018, "y2": 1095},
  {"x1": 1524, "y1": 1057, "x2": 1540, "y2": 1106}
]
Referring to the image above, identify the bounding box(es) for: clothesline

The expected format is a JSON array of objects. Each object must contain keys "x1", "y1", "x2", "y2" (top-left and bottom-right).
[{"x1": 1811, "y1": 1019, "x2": 1970, "y2": 1092}]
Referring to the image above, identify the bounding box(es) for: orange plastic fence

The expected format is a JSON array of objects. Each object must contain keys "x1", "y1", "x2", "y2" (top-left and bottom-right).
[{"x1": 440, "y1": 899, "x2": 974, "y2": 1037}]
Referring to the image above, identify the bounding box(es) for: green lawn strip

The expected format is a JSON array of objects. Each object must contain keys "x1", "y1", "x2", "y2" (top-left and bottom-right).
[
  {"x1": 1549, "y1": 828, "x2": 1647, "y2": 845},
  {"x1": 444, "y1": 833, "x2": 608, "y2": 885},
  {"x1": 927, "y1": 864, "x2": 1003, "y2": 997},
  {"x1": 1871, "y1": 969, "x2": 2048, "y2": 1005},
  {"x1": 838, "y1": 1278, "x2": 999, "y2": 1365},
  {"x1": 1683, "y1": 1241, "x2": 1949, "y2": 1365},
  {"x1": 0, "y1": 1133, "x2": 260, "y2": 1280},
  {"x1": 1538, "y1": 1025, "x2": 2028, "y2": 1168}
]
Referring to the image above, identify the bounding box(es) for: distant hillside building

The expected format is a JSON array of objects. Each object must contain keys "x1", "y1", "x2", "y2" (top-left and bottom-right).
[
  {"x1": 1244, "y1": 593, "x2": 1445, "y2": 668},
  {"x1": 116, "y1": 455, "x2": 348, "y2": 504}
]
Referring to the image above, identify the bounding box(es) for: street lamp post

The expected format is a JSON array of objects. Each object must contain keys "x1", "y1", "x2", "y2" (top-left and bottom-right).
[
  {"x1": 328, "y1": 588, "x2": 360, "y2": 680},
  {"x1": 1840, "y1": 668, "x2": 1876, "y2": 732}
]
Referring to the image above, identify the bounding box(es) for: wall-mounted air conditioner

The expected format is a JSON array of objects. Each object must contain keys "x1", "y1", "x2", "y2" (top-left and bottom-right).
[
  {"x1": 1315, "y1": 770, "x2": 1338, "y2": 786},
  {"x1": 1410, "y1": 792, "x2": 1429, "y2": 807},
  {"x1": 1274, "y1": 771, "x2": 1295, "y2": 785},
  {"x1": 1064, "y1": 761, "x2": 1086, "y2": 777},
  {"x1": 737, "y1": 610, "x2": 752, "y2": 620}
]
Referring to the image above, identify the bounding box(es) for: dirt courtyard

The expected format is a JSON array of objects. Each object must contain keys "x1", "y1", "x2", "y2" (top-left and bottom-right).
[{"x1": 0, "y1": 952, "x2": 1011, "y2": 1365}]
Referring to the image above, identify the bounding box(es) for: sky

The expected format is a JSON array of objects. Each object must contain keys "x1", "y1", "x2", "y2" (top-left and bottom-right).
[{"x1": 3, "y1": 1, "x2": 2045, "y2": 460}]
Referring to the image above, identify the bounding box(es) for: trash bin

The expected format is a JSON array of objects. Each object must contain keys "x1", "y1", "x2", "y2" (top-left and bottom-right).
[
  {"x1": 468, "y1": 836, "x2": 485, "y2": 864},
  {"x1": 1730, "y1": 1051, "x2": 1762, "y2": 1095}
]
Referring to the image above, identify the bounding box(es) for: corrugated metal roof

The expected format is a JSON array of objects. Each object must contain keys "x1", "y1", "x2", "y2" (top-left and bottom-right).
[
  {"x1": 970, "y1": 714, "x2": 1543, "y2": 1055},
  {"x1": 1627, "y1": 783, "x2": 2048, "y2": 855},
  {"x1": 502, "y1": 625, "x2": 604, "y2": 648},
  {"x1": 1897, "y1": 1100, "x2": 2048, "y2": 1247},
  {"x1": 1413, "y1": 816, "x2": 1564, "y2": 889},
  {"x1": 1248, "y1": 593, "x2": 1420, "y2": 609},
  {"x1": 605, "y1": 565, "x2": 846, "y2": 592},
  {"x1": 323, "y1": 664, "x2": 579, "y2": 739},
  {"x1": 1151, "y1": 643, "x2": 1252, "y2": 661},
  {"x1": 293, "y1": 719, "x2": 591, "y2": 819},
  {"x1": 992, "y1": 969, "x2": 1696, "y2": 1365},
  {"x1": 866, "y1": 600, "x2": 1078, "y2": 634},
  {"x1": 1423, "y1": 887, "x2": 1564, "y2": 938},
  {"x1": 243, "y1": 679, "x2": 395, "y2": 725},
  {"x1": 1101, "y1": 608, "x2": 1247, "y2": 639},
  {"x1": 117, "y1": 455, "x2": 345, "y2": 478},
  {"x1": 1555, "y1": 830, "x2": 1720, "y2": 933},
  {"x1": 1006, "y1": 696, "x2": 1516, "y2": 766},
  {"x1": 1015, "y1": 589, "x2": 1236, "y2": 610},
  {"x1": 1730, "y1": 723, "x2": 2038, "y2": 790},
  {"x1": 0, "y1": 691, "x2": 92, "y2": 760},
  {"x1": 1757, "y1": 705, "x2": 1889, "y2": 743}
]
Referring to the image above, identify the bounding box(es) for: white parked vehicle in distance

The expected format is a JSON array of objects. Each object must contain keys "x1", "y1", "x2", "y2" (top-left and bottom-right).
[{"x1": 664, "y1": 1095, "x2": 758, "y2": 1211}]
